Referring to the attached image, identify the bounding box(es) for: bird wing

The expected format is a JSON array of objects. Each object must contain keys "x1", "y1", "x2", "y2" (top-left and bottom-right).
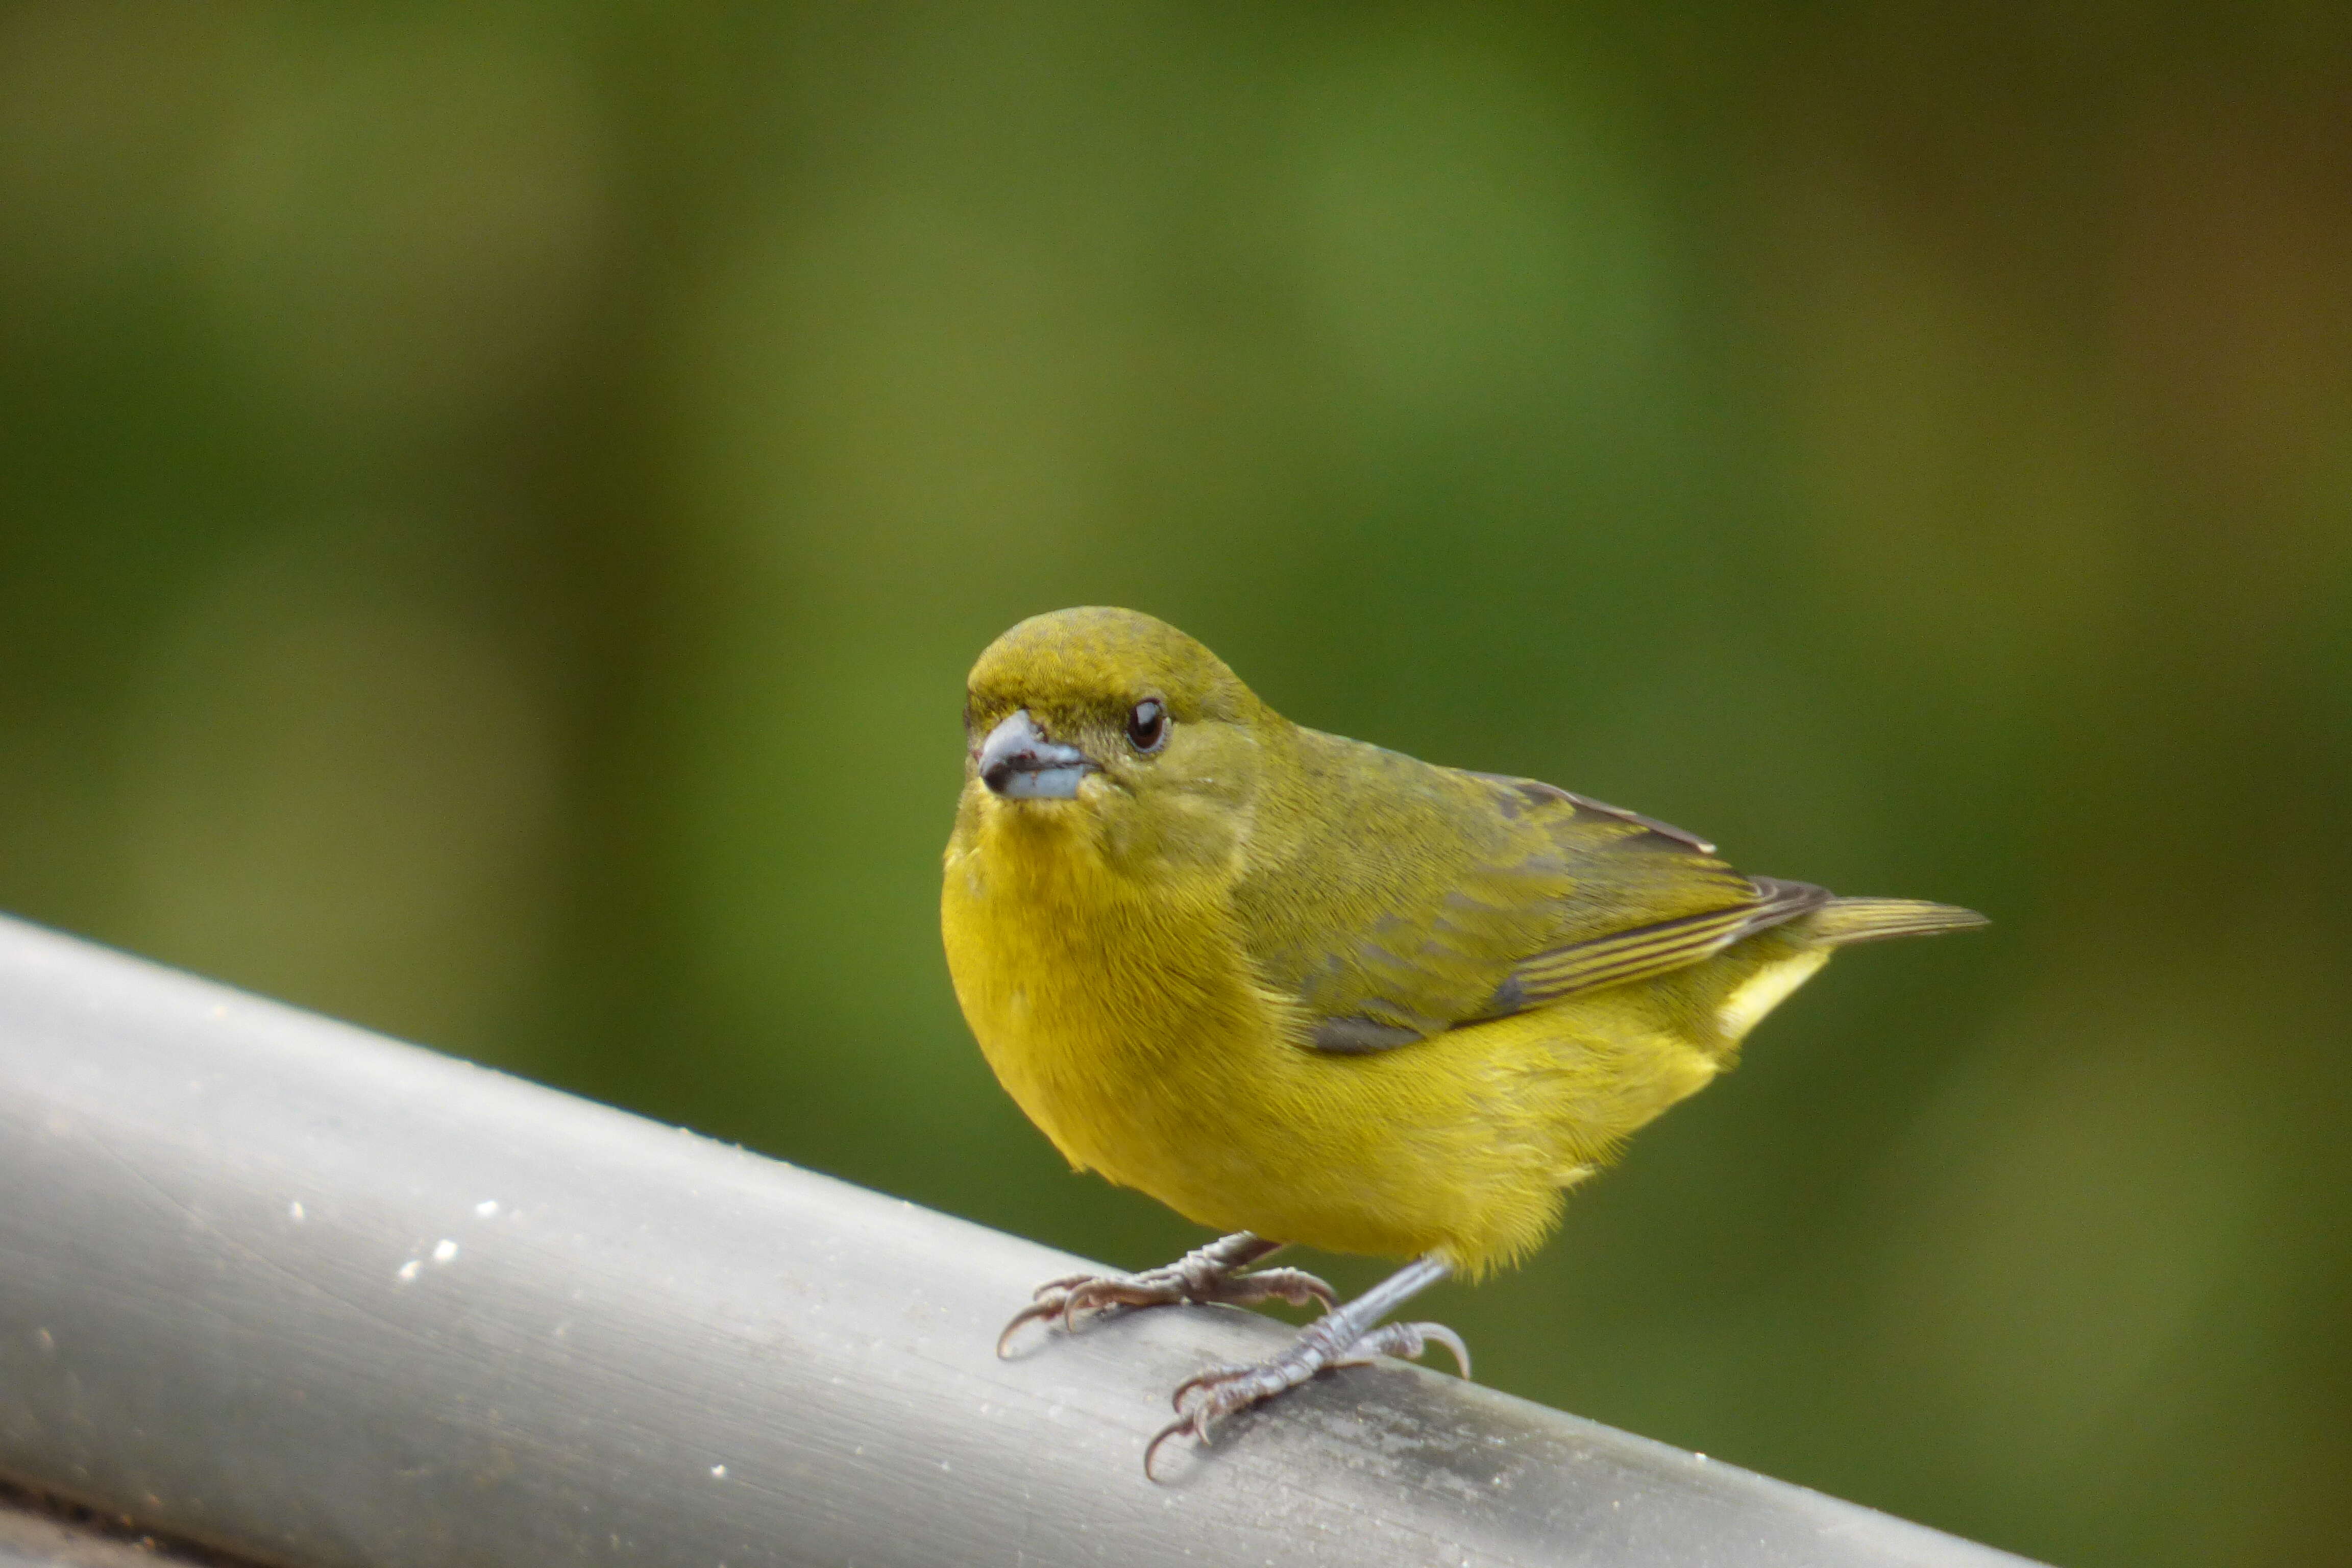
[
  {"x1": 1229, "y1": 736, "x2": 1821, "y2": 1054},
  {"x1": 1477, "y1": 871, "x2": 1830, "y2": 1018}
]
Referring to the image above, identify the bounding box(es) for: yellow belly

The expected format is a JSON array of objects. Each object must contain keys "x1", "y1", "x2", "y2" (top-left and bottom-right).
[{"x1": 941, "y1": 801, "x2": 1733, "y2": 1276}]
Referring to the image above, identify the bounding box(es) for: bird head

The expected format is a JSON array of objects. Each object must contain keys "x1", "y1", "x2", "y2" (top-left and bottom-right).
[{"x1": 958, "y1": 607, "x2": 1271, "y2": 870}]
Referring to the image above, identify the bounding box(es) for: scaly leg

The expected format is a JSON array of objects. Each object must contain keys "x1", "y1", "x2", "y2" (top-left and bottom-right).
[
  {"x1": 996, "y1": 1232, "x2": 1337, "y2": 1356},
  {"x1": 1145, "y1": 1255, "x2": 1468, "y2": 1479}
]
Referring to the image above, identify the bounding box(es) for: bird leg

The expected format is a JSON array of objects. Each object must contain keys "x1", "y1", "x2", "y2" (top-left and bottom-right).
[
  {"x1": 1145, "y1": 1255, "x2": 1466, "y2": 1479},
  {"x1": 996, "y1": 1232, "x2": 1336, "y2": 1356}
]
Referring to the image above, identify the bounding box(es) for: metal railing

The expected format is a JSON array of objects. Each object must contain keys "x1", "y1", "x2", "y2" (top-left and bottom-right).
[{"x1": 0, "y1": 916, "x2": 2039, "y2": 1567}]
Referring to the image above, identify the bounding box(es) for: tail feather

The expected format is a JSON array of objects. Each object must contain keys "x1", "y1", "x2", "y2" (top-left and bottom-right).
[{"x1": 1806, "y1": 897, "x2": 1988, "y2": 946}]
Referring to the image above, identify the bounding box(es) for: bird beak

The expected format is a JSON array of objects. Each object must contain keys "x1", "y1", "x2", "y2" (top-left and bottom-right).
[{"x1": 977, "y1": 708, "x2": 1096, "y2": 800}]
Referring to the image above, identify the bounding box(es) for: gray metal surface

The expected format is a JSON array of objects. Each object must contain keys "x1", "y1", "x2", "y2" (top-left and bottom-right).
[
  {"x1": 0, "y1": 1500, "x2": 228, "y2": 1567},
  {"x1": 0, "y1": 916, "x2": 2042, "y2": 1567}
]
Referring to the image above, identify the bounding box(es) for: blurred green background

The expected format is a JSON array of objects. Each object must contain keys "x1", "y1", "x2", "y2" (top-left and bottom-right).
[{"x1": 4, "y1": 3, "x2": 2348, "y2": 1562}]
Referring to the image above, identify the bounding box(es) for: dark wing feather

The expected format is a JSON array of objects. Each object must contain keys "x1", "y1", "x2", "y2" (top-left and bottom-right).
[
  {"x1": 1230, "y1": 732, "x2": 1799, "y2": 1056},
  {"x1": 1482, "y1": 875, "x2": 1829, "y2": 1013}
]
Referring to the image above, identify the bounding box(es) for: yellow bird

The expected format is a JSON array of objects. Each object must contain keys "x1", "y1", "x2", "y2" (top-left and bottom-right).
[{"x1": 941, "y1": 606, "x2": 1984, "y2": 1473}]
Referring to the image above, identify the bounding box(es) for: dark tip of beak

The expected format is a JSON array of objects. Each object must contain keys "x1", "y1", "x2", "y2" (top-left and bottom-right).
[{"x1": 977, "y1": 708, "x2": 1096, "y2": 801}]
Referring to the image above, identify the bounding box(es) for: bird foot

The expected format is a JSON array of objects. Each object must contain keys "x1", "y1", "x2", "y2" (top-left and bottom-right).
[
  {"x1": 1145, "y1": 1315, "x2": 1471, "y2": 1479},
  {"x1": 996, "y1": 1237, "x2": 1335, "y2": 1357}
]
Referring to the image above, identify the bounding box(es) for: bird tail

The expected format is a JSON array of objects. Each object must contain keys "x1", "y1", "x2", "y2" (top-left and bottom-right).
[{"x1": 1804, "y1": 897, "x2": 1988, "y2": 946}]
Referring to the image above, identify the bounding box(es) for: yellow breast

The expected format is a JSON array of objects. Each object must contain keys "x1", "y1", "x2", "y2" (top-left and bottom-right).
[
  {"x1": 942, "y1": 795, "x2": 1254, "y2": 1189},
  {"x1": 941, "y1": 787, "x2": 1650, "y2": 1273}
]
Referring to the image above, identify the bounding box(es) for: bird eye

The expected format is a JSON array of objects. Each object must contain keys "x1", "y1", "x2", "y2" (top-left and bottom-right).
[{"x1": 1126, "y1": 698, "x2": 1169, "y2": 753}]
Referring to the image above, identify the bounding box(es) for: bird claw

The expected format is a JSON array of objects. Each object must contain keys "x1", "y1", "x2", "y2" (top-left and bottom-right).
[
  {"x1": 996, "y1": 1253, "x2": 1336, "y2": 1357},
  {"x1": 1142, "y1": 1317, "x2": 1472, "y2": 1480}
]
